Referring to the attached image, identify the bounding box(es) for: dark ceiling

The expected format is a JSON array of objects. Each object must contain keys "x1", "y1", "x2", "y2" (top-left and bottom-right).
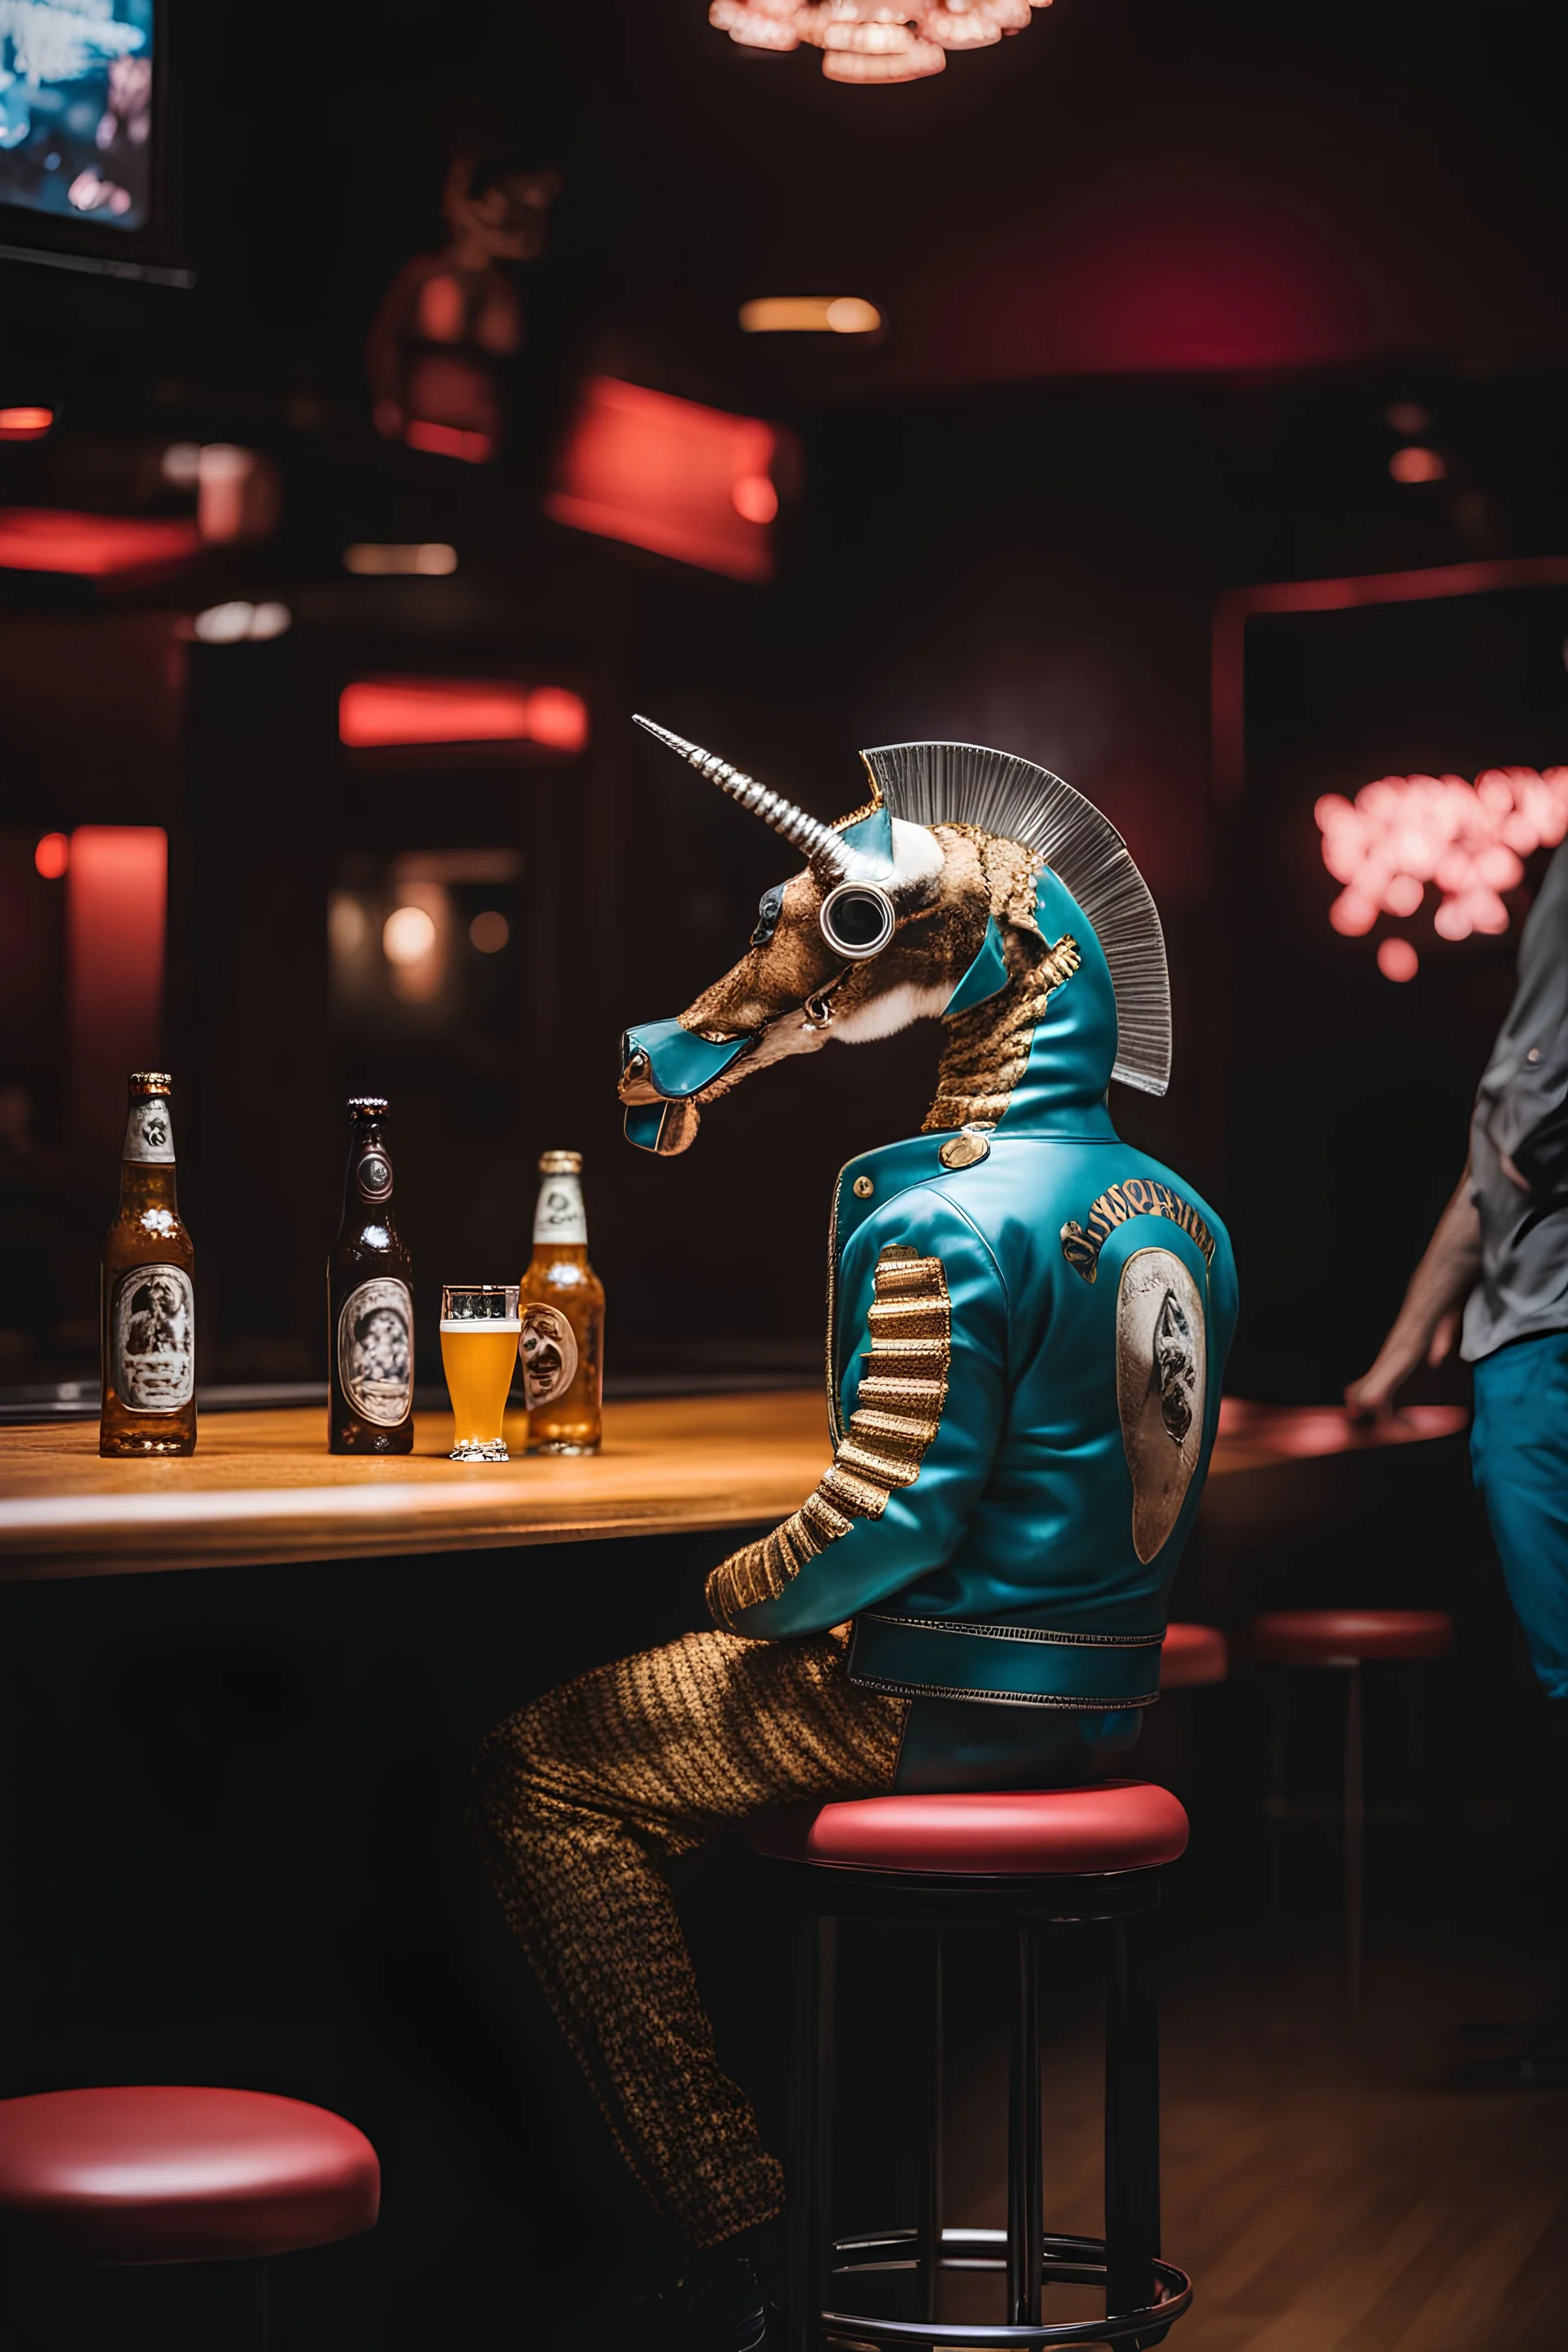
[{"x1": 11, "y1": 0, "x2": 1568, "y2": 428}]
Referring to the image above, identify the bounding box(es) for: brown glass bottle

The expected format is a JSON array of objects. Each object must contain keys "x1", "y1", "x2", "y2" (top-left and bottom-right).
[
  {"x1": 520, "y1": 1150, "x2": 604, "y2": 1454},
  {"x1": 100, "y1": 1072, "x2": 197, "y2": 1458},
  {"x1": 327, "y1": 1097, "x2": 415, "y2": 1454}
]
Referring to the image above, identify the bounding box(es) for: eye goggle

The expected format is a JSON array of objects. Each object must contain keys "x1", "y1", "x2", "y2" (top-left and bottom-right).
[{"x1": 751, "y1": 880, "x2": 896, "y2": 962}]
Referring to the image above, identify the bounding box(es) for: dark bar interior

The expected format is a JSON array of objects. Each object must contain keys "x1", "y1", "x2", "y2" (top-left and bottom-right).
[{"x1": 2, "y1": 4, "x2": 1568, "y2": 2346}]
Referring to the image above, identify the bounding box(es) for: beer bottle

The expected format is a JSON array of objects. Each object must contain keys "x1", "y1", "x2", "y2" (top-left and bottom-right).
[
  {"x1": 519, "y1": 1150, "x2": 604, "y2": 1454},
  {"x1": 328, "y1": 1097, "x2": 415, "y2": 1454},
  {"x1": 100, "y1": 1071, "x2": 197, "y2": 1457}
]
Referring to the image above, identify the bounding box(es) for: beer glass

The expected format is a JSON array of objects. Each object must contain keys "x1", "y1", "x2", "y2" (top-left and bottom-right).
[{"x1": 440, "y1": 1284, "x2": 521, "y2": 1461}]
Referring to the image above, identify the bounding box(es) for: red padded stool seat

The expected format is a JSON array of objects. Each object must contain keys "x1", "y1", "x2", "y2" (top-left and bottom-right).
[
  {"x1": 754, "y1": 1780, "x2": 1189, "y2": 1878},
  {"x1": 754, "y1": 1784, "x2": 1195, "y2": 2348},
  {"x1": 0, "y1": 2087, "x2": 380, "y2": 2266},
  {"x1": 1252, "y1": 1609, "x2": 1453, "y2": 1667},
  {"x1": 1160, "y1": 1621, "x2": 1228, "y2": 1690}
]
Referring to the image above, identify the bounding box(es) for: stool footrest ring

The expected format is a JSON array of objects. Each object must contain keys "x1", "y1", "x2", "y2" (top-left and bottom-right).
[{"x1": 817, "y1": 2230, "x2": 1191, "y2": 2348}]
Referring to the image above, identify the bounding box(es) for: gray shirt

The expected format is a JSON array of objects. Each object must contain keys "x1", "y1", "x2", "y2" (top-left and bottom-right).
[{"x1": 1463, "y1": 837, "x2": 1568, "y2": 1362}]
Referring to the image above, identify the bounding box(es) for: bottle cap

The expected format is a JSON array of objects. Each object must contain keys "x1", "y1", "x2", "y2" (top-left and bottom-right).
[
  {"x1": 128, "y1": 1071, "x2": 172, "y2": 1093},
  {"x1": 538, "y1": 1150, "x2": 582, "y2": 1174},
  {"x1": 347, "y1": 1096, "x2": 390, "y2": 1118}
]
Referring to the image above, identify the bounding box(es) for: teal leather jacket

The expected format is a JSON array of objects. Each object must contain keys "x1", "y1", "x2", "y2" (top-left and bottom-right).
[{"x1": 706, "y1": 866, "x2": 1238, "y2": 1714}]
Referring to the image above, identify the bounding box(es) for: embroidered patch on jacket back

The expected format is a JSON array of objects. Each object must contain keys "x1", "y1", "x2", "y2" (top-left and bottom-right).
[{"x1": 1116, "y1": 1246, "x2": 1206, "y2": 1564}]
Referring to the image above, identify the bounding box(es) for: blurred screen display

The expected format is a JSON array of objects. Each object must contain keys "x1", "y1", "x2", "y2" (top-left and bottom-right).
[{"x1": 0, "y1": 1, "x2": 154, "y2": 231}]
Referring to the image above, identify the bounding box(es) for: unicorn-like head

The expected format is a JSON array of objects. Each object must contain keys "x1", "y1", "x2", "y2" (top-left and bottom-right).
[{"x1": 618, "y1": 720, "x2": 1170, "y2": 1155}]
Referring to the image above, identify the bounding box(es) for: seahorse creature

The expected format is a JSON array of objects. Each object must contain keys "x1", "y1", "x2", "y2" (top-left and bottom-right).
[{"x1": 470, "y1": 718, "x2": 1238, "y2": 2321}]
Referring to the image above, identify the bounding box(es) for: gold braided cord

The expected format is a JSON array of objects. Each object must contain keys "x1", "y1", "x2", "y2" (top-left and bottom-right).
[
  {"x1": 924, "y1": 933, "x2": 1081, "y2": 1133},
  {"x1": 706, "y1": 1245, "x2": 952, "y2": 1629}
]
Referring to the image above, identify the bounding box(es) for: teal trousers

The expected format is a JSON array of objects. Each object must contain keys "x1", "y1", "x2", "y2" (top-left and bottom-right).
[{"x1": 1472, "y1": 1329, "x2": 1568, "y2": 1700}]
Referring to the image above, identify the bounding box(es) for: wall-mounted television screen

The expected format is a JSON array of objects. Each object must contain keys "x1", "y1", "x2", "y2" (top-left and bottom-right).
[{"x1": 0, "y1": 0, "x2": 186, "y2": 283}]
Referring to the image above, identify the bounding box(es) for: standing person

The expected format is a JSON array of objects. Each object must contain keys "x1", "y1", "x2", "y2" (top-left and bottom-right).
[
  {"x1": 1348, "y1": 835, "x2": 1568, "y2": 2081},
  {"x1": 473, "y1": 727, "x2": 1237, "y2": 2347}
]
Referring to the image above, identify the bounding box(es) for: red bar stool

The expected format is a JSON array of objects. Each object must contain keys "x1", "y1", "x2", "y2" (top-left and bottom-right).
[
  {"x1": 754, "y1": 1783, "x2": 1195, "y2": 2351},
  {"x1": 1250, "y1": 1608, "x2": 1454, "y2": 2011},
  {"x1": 0, "y1": 2086, "x2": 380, "y2": 2346},
  {"x1": 1159, "y1": 1624, "x2": 1227, "y2": 1691}
]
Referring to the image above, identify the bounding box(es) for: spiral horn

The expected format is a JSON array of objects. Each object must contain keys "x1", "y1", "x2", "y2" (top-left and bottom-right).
[{"x1": 633, "y1": 715, "x2": 883, "y2": 882}]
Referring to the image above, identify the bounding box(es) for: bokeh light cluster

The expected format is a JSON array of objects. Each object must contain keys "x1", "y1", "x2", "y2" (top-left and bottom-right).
[
  {"x1": 710, "y1": 0, "x2": 1053, "y2": 82},
  {"x1": 1316, "y1": 767, "x2": 1568, "y2": 947}
]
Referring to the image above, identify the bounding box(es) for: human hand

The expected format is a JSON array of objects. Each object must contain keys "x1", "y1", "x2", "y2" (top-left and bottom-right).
[{"x1": 1345, "y1": 1332, "x2": 1424, "y2": 1420}]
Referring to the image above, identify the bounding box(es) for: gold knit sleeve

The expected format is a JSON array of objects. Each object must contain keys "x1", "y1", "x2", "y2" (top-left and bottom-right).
[{"x1": 706, "y1": 1244, "x2": 952, "y2": 1633}]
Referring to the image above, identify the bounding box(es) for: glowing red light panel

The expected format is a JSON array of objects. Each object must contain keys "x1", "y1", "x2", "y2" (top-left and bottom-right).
[
  {"x1": 34, "y1": 832, "x2": 69, "y2": 880},
  {"x1": 1316, "y1": 768, "x2": 1568, "y2": 944},
  {"x1": 403, "y1": 419, "x2": 494, "y2": 464},
  {"x1": 339, "y1": 679, "x2": 589, "y2": 752},
  {"x1": 547, "y1": 377, "x2": 777, "y2": 584},
  {"x1": 1389, "y1": 446, "x2": 1446, "y2": 484},
  {"x1": 0, "y1": 407, "x2": 54, "y2": 442},
  {"x1": 67, "y1": 828, "x2": 168, "y2": 1128},
  {"x1": 0, "y1": 509, "x2": 203, "y2": 577}
]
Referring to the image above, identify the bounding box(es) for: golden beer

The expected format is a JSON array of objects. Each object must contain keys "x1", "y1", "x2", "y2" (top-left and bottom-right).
[
  {"x1": 100, "y1": 1072, "x2": 197, "y2": 1458},
  {"x1": 520, "y1": 1150, "x2": 604, "y2": 1454},
  {"x1": 440, "y1": 1284, "x2": 519, "y2": 1461}
]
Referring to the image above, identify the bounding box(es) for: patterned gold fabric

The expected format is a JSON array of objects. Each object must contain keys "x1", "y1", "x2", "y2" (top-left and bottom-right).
[
  {"x1": 924, "y1": 933, "x2": 1081, "y2": 1132},
  {"x1": 471, "y1": 1626, "x2": 906, "y2": 2251},
  {"x1": 706, "y1": 1246, "x2": 952, "y2": 1631}
]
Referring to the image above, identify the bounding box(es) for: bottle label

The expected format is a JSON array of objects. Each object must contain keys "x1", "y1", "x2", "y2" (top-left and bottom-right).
[
  {"x1": 520, "y1": 1303, "x2": 579, "y2": 1409},
  {"x1": 110, "y1": 1263, "x2": 194, "y2": 1413},
  {"x1": 354, "y1": 1141, "x2": 394, "y2": 1205},
  {"x1": 533, "y1": 1173, "x2": 586, "y2": 1245},
  {"x1": 337, "y1": 1277, "x2": 414, "y2": 1425},
  {"x1": 122, "y1": 1098, "x2": 176, "y2": 1164}
]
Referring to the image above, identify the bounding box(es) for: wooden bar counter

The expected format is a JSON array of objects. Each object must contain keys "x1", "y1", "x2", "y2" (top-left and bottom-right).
[{"x1": 0, "y1": 1390, "x2": 1469, "y2": 1583}]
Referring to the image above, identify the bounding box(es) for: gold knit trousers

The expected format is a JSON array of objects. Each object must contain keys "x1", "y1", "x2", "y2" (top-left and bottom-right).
[{"x1": 471, "y1": 1625, "x2": 907, "y2": 2251}]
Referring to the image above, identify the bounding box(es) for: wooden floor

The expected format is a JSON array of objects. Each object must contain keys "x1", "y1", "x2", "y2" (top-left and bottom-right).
[{"x1": 932, "y1": 1924, "x2": 1567, "y2": 2352}]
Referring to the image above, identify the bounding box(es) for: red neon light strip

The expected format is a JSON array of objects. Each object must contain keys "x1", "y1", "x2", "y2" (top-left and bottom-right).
[
  {"x1": 0, "y1": 407, "x2": 53, "y2": 442},
  {"x1": 1212, "y1": 555, "x2": 1568, "y2": 802},
  {"x1": 0, "y1": 507, "x2": 203, "y2": 577},
  {"x1": 403, "y1": 419, "x2": 494, "y2": 464},
  {"x1": 339, "y1": 679, "x2": 588, "y2": 751},
  {"x1": 546, "y1": 376, "x2": 776, "y2": 585}
]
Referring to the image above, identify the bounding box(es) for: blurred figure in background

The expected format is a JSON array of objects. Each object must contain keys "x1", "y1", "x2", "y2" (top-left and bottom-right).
[
  {"x1": 1348, "y1": 835, "x2": 1568, "y2": 2082},
  {"x1": 366, "y1": 149, "x2": 562, "y2": 462}
]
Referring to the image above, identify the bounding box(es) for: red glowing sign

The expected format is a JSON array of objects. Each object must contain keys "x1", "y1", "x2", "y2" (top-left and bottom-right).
[
  {"x1": 339, "y1": 679, "x2": 589, "y2": 751},
  {"x1": 1316, "y1": 768, "x2": 1568, "y2": 946},
  {"x1": 547, "y1": 376, "x2": 778, "y2": 583},
  {"x1": 34, "y1": 832, "x2": 69, "y2": 880},
  {"x1": 66, "y1": 827, "x2": 168, "y2": 1138},
  {"x1": 403, "y1": 419, "x2": 494, "y2": 465},
  {"x1": 0, "y1": 407, "x2": 54, "y2": 442},
  {"x1": 0, "y1": 508, "x2": 203, "y2": 577}
]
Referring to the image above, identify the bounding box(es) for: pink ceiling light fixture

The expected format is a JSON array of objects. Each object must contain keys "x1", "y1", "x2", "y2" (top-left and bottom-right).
[
  {"x1": 710, "y1": 0, "x2": 1052, "y2": 82},
  {"x1": 1315, "y1": 767, "x2": 1568, "y2": 947}
]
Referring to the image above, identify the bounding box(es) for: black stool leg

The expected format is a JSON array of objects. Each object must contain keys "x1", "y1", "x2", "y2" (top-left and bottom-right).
[
  {"x1": 915, "y1": 1931, "x2": 944, "y2": 2324},
  {"x1": 258, "y1": 2257, "x2": 274, "y2": 2352},
  {"x1": 1105, "y1": 1910, "x2": 1160, "y2": 2329},
  {"x1": 789, "y1": 1911, "x2": 836, "y2": 2352},
  {"x1": 1006, "y1": 1921, "x2": 1043, "y2": 2328},
  {"x1": 1267, "y1": 1672, "x2": 1290, "y2": 1925},
  {"x1": 1343, "y1": 1662, "x2": 1365, "y2": 2018}
]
